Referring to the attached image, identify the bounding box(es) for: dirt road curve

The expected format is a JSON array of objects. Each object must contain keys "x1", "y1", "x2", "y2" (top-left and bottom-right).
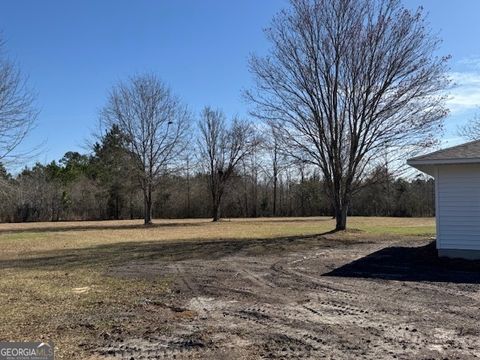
[{"x1": 99, "y1": 236, "x2": 480, "y2": 359}]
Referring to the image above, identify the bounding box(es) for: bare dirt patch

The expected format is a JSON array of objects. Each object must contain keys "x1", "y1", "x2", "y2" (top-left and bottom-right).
[{"x1": 95, "y1": 235, "x2": 480, "y2": 359}]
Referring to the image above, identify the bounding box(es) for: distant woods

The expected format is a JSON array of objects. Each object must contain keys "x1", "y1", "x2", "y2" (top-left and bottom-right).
[{"x1": 0, "y1": 131, "x2": 435, "y2": 222}]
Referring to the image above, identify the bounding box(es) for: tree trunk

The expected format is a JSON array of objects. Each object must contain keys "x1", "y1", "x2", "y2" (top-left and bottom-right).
[
  {"x1": 186, "y1": 171, "x2": 191, "y2": 218},
  {"x1": 129, "y1": 191, "x2": 134, "y2": 220},
  {"x1": 212, "y1": 198, "x2": 220, "y2": 222},
  {"x1": 300, "y1": 167, "x2": 305, "y2": 217},
  {"x1": 115, "y1": 194, "x2": 120, "y2": 220},
  {"x1": 143, "y1": 185, "x2": 152, "y2": 225},
  {"x1": 252, "y1": 172, "x2": 258, "y2": 218},
  {"x1": 243, "y1": 165, "x2": 248, "y2": 217},
  {"x1": 273, "y1": 174, "x2": 277, "y2": 216},
  {"x1": 272, "y1": 144, "x2": 278, "y2": 217},
  {"x1": 334, "y1": 204, "x2": 348, "y2": 231}
]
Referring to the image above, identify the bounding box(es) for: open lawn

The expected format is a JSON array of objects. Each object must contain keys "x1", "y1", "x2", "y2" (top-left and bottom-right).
[{"x1": 2, "y1": 217, "x2": 479, "y2": 359}]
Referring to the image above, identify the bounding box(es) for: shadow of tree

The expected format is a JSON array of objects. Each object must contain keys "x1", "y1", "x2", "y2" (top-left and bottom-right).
[
  {"x1": 0, "y1": 221, "x2": 206, "y2": 235},
  {"x1": 325, "y1": 241, "x2": 480, "y2": 284},
  {"x1": 0, "y1": 232, "x2": 345, "y2": 271},
  {"x1": 0, "y1": 217, "x2": 335, "y2": 235}
]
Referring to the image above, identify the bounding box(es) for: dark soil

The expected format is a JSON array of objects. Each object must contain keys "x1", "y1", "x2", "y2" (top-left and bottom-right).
[{"x1": 97, "y1": 236, "x2": 480, "y2": 359}]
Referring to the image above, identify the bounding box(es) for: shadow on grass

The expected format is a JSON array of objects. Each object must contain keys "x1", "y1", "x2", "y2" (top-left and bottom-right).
[
  {"x1": 0, "y1": 221, "x2": 206, "y2": 235},
  {"x1": 325, "y1": 241, "x2": 480, "y2": 284},
  {"x1": 0, "y1": 232, "x2": 344, "y2": 271},
  {"x1": 0, "y1": 217, "x2": 335, "y2": 235}
]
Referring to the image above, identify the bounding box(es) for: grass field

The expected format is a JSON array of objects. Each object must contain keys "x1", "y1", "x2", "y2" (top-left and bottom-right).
[{"x1": 0, "y1": 217, "x2": 436, "y2": 359}]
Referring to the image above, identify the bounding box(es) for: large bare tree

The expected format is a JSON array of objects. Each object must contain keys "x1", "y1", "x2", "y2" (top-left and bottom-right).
[
  {"x1": 101, "y1": 73, "x2": 190, "y2": 225},
  {"x1": 246, "y1": 0, "x2": 449, "y2": 230},
  {"x1": 198, "y1": 107, "x2": 257, "y2": 221},
  {"x1": 0, "y1": 38, "x2": 37, "y2": 164}
]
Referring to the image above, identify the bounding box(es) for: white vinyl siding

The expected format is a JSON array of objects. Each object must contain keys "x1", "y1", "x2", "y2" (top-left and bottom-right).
[{"x1": 437, "y1": 164, "x2": 480, "y2": 250}]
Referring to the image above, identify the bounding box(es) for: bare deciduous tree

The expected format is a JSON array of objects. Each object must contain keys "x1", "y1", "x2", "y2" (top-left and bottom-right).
[
  {"x1": 198, "y1": 107, "x2": 257, "y2": 221},
  {"x1": 246, "y1": 0, "x2": 449, "y2": 230},
  {"x1": 458, "y1": 112, "x2": 480, "y2": 141},
  {"x1": 101, "y1": 73, "x2": 190, "y2": 225},
  {"x1": 0, "y1": 38, "x2": 37, "y2": 163}
]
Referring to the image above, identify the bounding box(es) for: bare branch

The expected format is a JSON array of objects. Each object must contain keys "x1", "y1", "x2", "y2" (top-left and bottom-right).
[
  {"x1": 0, "y1": 37, "x2": 38, "y2": 164},
  {"x1": 458, "y1": 110, "x2": 480, "y2": 141}
]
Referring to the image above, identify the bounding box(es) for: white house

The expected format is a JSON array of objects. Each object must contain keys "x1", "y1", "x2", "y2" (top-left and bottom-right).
[{"x1": 407, "y1": 140, "x2": 480, "y2": 260}]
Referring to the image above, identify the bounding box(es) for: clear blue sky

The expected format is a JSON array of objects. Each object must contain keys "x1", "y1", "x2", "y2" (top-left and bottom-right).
[{"x1": 0, "y1": 0, "x2": 479, "y2": 167}]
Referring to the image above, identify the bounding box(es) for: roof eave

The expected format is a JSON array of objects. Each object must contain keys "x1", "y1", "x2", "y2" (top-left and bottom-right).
[
  {"x1": 407, "y1": 158, "x2": 480, "y2": 176},
  {"x1": 407, "y1": 158, "x2": 480, "y2": 166}
]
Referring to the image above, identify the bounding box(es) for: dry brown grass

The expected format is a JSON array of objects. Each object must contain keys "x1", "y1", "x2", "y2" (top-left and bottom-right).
[
  {"x1": 0, "y1": 217, "x2": 435, "y2": 358},
  {"x1": 0, "y1": 216, "x2": 434, "y2": 257}
]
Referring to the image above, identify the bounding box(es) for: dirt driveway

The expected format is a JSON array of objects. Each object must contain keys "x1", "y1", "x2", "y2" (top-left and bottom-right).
[{"x1": 92, "y1": 235, "x2": 480, "y2": 359}]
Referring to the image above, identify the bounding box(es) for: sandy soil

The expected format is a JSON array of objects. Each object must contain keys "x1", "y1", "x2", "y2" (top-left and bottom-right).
[{"x1": 86, "y1": 235, "x2": 480, "y2": 360}]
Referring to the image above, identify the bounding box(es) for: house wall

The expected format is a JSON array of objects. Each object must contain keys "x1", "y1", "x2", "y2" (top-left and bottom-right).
[{"x1": 436, "y1": 164, "x2": 480, "y2": 253}]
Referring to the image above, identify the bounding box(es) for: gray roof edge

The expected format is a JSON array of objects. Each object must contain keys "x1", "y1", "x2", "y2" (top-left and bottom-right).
[
  {"x1": 407, "y1": 139, "x2": 480, "y2": 163},
  {"x1": 407, "y1": 158, "x2": 480, "y2": 166}
]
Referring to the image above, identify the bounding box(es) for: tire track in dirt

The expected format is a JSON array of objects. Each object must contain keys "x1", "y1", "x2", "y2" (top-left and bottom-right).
[
  {"x1": 99, "y1": 238, "x2": 480, "y2": 359},
  {"x1": 267, "y1": 249, "x2": 480, "y2": 359}
]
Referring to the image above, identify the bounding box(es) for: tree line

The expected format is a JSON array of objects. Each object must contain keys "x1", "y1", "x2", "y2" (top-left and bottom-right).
[
  {"x1": 0, "y1": 133, "x2": 434, "y2": 222},
  {"x1": 0, "y1": 0, "x2": 455, "y2": 228}
]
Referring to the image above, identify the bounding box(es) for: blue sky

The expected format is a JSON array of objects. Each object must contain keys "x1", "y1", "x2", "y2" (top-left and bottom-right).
[{"x1": 0, "y1": 0, "x2": 479, "y2": 167}]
